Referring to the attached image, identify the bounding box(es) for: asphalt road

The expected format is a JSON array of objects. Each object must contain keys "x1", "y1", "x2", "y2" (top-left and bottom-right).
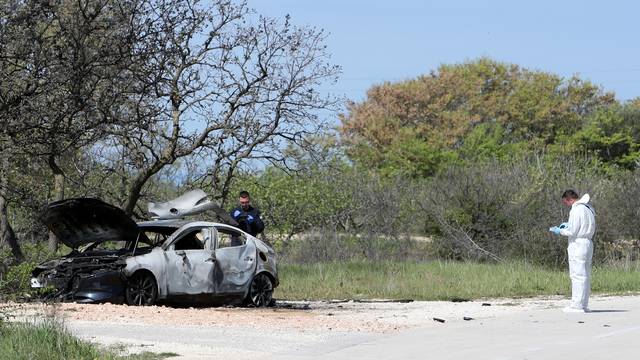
[
  {"x1": 297, "y1": 296, "x2": 640, "y2": 360},
  {"x1": 64, "y1": 295, "x2": 640, "y2": 360}
]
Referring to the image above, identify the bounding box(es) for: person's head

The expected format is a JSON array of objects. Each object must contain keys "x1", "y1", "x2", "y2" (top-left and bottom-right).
[
  {"x1": 561, "y1": 189, "x2": 580, "y2": 207},
  {"x1": 238, "y1": 190, "x2": 251, "y2": 210}
]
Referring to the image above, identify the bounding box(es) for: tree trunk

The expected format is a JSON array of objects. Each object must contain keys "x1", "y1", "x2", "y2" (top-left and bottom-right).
[
  {"x1": 48, "y1": 156, "x2": 65, "y2": 252},
  {"x1": 123, "y1": 176, "x2": 146, "y2": 218},
  {"x1": 122, "y1": 98, "x2": 181, "y2": 218},
  {"x1": 0, "y1": 155, "x2": 24, "y2": 263},
  {"x1": 123, "y1": 164, "x2": 164, "y2": 218}
]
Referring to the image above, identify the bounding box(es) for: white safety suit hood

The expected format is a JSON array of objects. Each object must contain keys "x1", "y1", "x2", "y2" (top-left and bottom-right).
[{"x1": 560, "y1": 193, "x2": 596, "y2": 240}]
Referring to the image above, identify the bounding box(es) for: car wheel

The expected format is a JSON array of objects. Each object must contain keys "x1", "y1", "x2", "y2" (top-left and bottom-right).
[
  {"x1": 125, "y1": 271, "x2": 158, "y2": 306},
  {"x1": 247, "y1": 273, "x2": 273, "y2": 307}
]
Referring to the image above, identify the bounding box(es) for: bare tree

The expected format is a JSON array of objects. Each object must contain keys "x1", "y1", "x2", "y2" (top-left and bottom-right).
[
  {"x1": 1, "y1": 0, "x2": 144, "y2": 250},
  {"x1": 105, "y1": 0, "x2": 340, "y2": 216}
]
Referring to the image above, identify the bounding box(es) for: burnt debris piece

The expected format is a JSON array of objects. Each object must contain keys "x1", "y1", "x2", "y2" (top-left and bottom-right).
[{"x1": 451, "y1": 298, "x2": 470, "y2": 303}]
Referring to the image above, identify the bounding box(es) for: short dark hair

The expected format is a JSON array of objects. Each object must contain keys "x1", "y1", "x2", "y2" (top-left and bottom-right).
[
  {"x1": 239, "y1": 190, "x2": 250, "y2": 199},
  {"x1": 562, "y1": 189, "x2": 579, "y2": 199}
]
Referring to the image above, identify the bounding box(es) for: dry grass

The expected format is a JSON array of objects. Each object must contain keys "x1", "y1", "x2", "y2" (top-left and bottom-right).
[{"x1": 277, "y1": 261, "x2": 640, "y2": 301}]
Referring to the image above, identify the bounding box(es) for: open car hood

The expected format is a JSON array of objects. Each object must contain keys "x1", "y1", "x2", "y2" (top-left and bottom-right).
[{"x1": 42, "y1": 198, "x2": 139, "y2": 249}]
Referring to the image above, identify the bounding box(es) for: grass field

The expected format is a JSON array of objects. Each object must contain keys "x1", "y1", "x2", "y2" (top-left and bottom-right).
[
  {"x1": 277, "y1": 261, "x2": 640, "y2": 301},
  {"x1": 0, "y1": 318, "x2": 176, "y2": 360}
]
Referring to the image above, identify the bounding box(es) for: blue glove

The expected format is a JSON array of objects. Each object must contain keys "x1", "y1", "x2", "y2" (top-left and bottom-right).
[
  {"x1": 549, "y1": 226, "x2": 561, "y2": 235},
  {"x1": 559, "y1": 222, "x2": 568, "y2": 229},
  {"x1": 246, "y1": 214, "x2": 254, "y2": 223}
]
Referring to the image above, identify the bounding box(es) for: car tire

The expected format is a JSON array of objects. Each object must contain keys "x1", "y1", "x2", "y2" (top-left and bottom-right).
[
  {"x1": 246, "y1": 273, "x2": 273, "y2": 307},
  {"x1": 125, "y1": 271, "x2": 158, "y2": 306}
]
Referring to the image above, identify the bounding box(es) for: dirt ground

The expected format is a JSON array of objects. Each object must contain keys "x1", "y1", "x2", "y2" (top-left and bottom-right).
[
  {"x1": 1, "y1": 296, "x2": 563, "y2": 333},
  {"x1": 2, "y1": 295, "x2": 638, "y2": 359}
]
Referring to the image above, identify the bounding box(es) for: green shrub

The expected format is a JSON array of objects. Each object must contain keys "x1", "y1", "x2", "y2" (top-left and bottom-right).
[{"x1": 0, "y1": 261, "x2": 37, "y2": 300}]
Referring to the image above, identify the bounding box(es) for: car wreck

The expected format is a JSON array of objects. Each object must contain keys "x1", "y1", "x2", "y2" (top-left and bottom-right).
[{"x1": 30, "y1": 190, "x2": 278, "y2": 307}]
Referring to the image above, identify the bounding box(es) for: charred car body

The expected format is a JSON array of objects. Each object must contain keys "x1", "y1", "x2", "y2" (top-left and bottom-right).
[{"x1": 30, "y1": 190, "x2": 278, "y2": 306}]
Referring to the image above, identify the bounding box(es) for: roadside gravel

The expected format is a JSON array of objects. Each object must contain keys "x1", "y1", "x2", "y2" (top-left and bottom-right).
[
  {"x1": 2, "y1": 295, "x2": 565, "y2": 333},
  {"x1": 2, "y1": 294, "x2": 632, "y2": 359}
]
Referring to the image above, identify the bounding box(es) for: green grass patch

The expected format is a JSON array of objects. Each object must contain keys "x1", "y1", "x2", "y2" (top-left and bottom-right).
[
  {"x1": 0, "y1": 319, "x2": 177, "y2": 360},
  {"x1": 276, "y1": 261, "x2": 640, "y2": 301}
]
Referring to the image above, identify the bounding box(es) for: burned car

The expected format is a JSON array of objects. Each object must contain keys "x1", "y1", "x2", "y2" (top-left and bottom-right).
[{"x1": 30, "y1": 190, "x2": 278, "y2": 307}]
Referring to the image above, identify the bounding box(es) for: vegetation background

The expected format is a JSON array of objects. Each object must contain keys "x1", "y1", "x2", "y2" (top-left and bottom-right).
[
  {"x1": 2, "y1": 0, "x2": 640, "y2": 299},
  {"x1": 3, "y1": 1, "x2": 640, "y2": 358}
]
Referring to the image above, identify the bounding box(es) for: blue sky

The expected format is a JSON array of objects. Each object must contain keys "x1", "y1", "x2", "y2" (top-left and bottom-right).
[{"x1": 251, "y1": 0, "x2": 639, "y2": 102}]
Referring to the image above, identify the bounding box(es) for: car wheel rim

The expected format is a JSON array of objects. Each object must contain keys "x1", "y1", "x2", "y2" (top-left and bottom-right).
[
  {"x1": 129, "y1": 275, "x2": 155, "y2": 305},
  {"x1": 250, "y1": 274, "x2": 273, "y2": 307}
]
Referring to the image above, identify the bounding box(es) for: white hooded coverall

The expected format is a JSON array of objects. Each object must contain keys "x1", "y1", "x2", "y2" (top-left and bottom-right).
[{"x1": 559, "y1": 194, "x2": 596, "y2": 310}]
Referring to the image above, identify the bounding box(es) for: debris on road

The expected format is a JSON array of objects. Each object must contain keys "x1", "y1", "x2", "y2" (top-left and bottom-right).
[
  {"x1": 275, "y1": 301, "x2": 311, "y2": 310},
  {"x1": 324, "y1": 299, "x2": 414, "y2": 304},
  {"x1": 451, "y1": 298, "x2": 470, "y2": 303},
  {"x1": 353, "y1": 299, "x2": 414, "y2": 303},
  {"x1": 433, "y1": 317, "x2": 446, "y2": 323}
]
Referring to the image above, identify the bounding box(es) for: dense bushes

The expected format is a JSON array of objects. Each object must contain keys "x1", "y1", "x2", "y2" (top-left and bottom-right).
[
  {"x1": 234, "y1": 154, "x2": 639, "y2": 268},
  {"x1": 424, "y1": 157, "x2": 637, "y2": 267},
  {"x1": 417, "y1": 156, "x2": 603, "y2": 265},
  {"x1": 590, "y1": 170, "x2": 640, "y2": 265},
  {"x1": 0, "y1": 261, "x2": 37, "y2": 299},
  {"x1": 0, "y1": 242, "x2": 51, "y2": 299}
]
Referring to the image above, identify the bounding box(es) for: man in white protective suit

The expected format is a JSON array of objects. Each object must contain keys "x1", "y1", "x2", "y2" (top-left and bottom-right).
[{"x1": 549, "y1": 189, "x2": 596, "y2": 313}]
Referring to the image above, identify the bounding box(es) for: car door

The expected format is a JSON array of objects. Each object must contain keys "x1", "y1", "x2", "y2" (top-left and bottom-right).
[
  {"x1": 213, "y1": 226, "x2": 257, "y2": 294},
  {"x1": 164, "y1": 227, "x2": 217, "y2": 295}
]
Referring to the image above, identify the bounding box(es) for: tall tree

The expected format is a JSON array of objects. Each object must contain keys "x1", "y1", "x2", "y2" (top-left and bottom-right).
[
  {"x1": 0, "y1": 0, "x2": 52, "y2": 258},
  {"x1": 104, "y1": 0, "x2": 340, "y2": 215},
  {"x1": 1, "y1": 0, "x2": 143, "y2": 250},
  {"x1": 340, "y1": 58, "x2": 615, "y2": 176}
]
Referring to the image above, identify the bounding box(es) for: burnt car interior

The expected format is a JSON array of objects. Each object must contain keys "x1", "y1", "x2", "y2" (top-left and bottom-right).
[
  {"x1": 32, "y1": 230, "x2": 166, "y2": 301},
  {"x1": 137, "y1": 227, "x2": 176, "y2": 249},
  {"x1": 172, "y1": 229, "x2": 207, "y2": 251}
]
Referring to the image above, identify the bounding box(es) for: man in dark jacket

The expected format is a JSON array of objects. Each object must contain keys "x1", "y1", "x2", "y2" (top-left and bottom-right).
[{"x1": 230, "y1": 190, "x2": 264, "y2": 237}]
